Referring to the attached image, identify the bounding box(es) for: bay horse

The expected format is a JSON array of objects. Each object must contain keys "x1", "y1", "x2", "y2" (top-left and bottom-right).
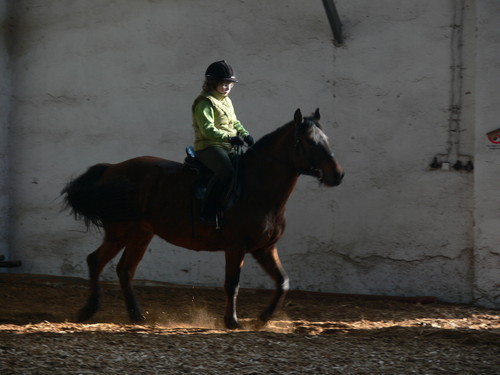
[{"x1": 62, "y1": 108, "x2": 344, "y2": 329}]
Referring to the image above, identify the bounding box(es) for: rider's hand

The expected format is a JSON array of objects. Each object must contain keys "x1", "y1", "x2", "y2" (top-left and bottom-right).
[
  {"x1": 229, "y1": 136, "x2": 245, "y2": 146},
  {"x1": 244, "y1": 134, "x2": 255, "y2": 147}
]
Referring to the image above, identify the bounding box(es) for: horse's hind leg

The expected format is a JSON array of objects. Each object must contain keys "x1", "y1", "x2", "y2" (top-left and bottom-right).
[
  {"x1": 224, "y1": 249, "x2": 246, "y2": 329},
  {"x1": 78, "y1": 234, "x2": 124, "y2": 322},
  {"x1": 251, "y1": 246, "x2": 289, "y2": 324},
  {"x1": 116, "y1": 231, "x2": 154, "y2": 323}
]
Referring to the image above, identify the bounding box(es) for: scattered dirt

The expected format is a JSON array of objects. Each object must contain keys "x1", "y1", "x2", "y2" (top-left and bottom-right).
[{"x1": 1, "y1": 273, "x2": 498, "y2": 374}]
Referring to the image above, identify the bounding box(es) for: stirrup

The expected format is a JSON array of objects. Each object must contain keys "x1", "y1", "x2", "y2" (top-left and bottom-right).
[
  {"x1": 200, "y1": 213, "x2": 225, "y2": 230},
  {"x1": 215, "y1": 212, "x2": 227, "y2": 230}
]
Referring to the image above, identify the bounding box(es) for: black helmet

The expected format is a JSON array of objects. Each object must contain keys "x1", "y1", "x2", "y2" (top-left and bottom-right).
[{"x1": 205, "y1": 60, "x2": 238, "y2": 82}]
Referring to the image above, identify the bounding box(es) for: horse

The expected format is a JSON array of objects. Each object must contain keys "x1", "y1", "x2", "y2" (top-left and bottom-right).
[{"x1": 62, "y1": 108, "x2": 344, "y2": 329}]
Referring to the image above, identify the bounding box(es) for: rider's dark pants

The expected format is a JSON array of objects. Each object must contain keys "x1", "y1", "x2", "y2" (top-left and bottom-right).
[{"x1": 196, "y1": 146, "x2": 234, "y2": 219}]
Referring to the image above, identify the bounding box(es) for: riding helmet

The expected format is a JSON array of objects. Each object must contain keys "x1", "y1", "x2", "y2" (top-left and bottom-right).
[{"x1": 205, "y1": 60, "x2": 238, "y2": 82}]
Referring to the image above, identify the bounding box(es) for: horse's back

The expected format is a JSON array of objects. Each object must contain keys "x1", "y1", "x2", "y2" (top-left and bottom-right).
[
  {"x1": 98, "y1": 156, "x2": 186, "y2": 183},
  {"x1": 110, "y1": 156, "x2": 182, "y2": 173}
]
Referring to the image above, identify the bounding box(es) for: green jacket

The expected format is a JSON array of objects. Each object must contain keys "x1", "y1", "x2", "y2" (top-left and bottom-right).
[{"x1": 192, "y1": 91, "x2": 249, "y2": 151}]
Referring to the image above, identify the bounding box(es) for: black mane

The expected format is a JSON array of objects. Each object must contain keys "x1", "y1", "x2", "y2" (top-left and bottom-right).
[
  {"x1": 248, "y1": 116, "x2": 324, "y2": 155},
  {"x1": 249, "y1": 121, "x2": 295, "y2": 153}
]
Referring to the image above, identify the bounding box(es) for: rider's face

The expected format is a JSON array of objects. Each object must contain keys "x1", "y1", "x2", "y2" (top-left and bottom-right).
[{"x1": 216, "y1": 81, "x2": 235, "y2": 96}]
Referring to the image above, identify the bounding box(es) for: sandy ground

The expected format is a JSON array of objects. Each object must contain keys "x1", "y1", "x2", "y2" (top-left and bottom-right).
[{"x1": 0, "y1": 273, "x2": 498, "y2": 374}]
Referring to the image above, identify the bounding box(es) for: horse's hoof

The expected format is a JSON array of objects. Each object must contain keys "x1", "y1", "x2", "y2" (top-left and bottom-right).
[
  {"x1": 259, "y1": 311, "x2": 272, "y2": 324},
  {"x1": 77, "y1": 306, "x2": 96, "y2": 322},
  {"x1": 130, "y1": 314, "x2": 147, "y2": 324},
  {"x1": 224, "y1": 316, "x2": 241, "y2": 330},
  {"x1": 130, "y1": 315, "x2": 147, "y2": 324}
]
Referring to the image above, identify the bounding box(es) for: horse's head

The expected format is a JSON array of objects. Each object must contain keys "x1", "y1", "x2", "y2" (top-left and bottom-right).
[{"x1": 293, "y1": 108, "x2": 344, "y2": 187}]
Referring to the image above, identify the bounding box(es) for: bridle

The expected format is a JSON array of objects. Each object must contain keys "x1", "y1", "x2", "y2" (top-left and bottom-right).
[
  {"x1": 245, "y1": 121, "x2": 335, "y2": 182},
  {"x1": 292, "y1": 118, "x2": 336, "y2": 181},
  {"x1": 294, "y1": 139, "x2": 335, "y2": 181}
]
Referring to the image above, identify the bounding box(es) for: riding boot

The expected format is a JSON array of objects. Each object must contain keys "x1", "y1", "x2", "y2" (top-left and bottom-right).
[{"x1": 200, "y1": 179, "x2": 226, "y2": 224}]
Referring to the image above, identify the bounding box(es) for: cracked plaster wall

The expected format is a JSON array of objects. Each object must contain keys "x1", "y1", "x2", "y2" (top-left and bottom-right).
[
  {"x1": 3, "y1": 0, "x2": 499, "y2": 308},
  {"x1": 0, "y1": 1, "x2": 11, "y2": 260},
  {"x1": 473, "y1": 0, "x2": 500, "y2": 308}
]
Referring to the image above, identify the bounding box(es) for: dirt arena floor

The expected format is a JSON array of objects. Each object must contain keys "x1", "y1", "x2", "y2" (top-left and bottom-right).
[{"x1": 0, "y1": 273, "x2": 498, "y2": 374}]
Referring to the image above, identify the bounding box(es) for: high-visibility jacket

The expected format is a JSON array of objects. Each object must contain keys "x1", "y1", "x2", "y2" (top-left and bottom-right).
[{"x1": 192, "y1": 91, "x2": 249, "y2": 151}]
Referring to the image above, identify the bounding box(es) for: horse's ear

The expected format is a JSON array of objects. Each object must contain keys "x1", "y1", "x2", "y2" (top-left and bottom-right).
[
  {"x1": 294, "y1": 109, "x2": 303, "y2": 126},
  {"x1": 313, "y1": 108, "x2": 320, "y2": 121}
]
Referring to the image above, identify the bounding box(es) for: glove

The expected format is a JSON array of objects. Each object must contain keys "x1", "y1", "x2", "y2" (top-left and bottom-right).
[
  {"x1": 229, "y1": 136, "x2": 244, "y2": 146},
  {"x1": 244, "y1": 134, "x2": 255, "y2": 147}
]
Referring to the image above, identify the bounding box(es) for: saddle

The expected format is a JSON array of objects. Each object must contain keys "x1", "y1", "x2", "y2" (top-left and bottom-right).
[
  {"x1": 184, "y1": 146, "x2": 212, "y2": 200},
  {"x1": 184, "y1": 146, "x2": 242, "y2": 229}
]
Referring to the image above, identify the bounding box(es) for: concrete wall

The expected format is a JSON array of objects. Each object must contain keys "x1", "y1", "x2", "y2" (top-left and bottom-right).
[
  {"x1": 0, "y1": 0, "x2": 11, "y2": 261},
  {"x1": 4, "y1": 0, "x2": 499, "y2": 308},
  {"x1": 474, "y1": 0, "x2": 500, "y2": 308}
]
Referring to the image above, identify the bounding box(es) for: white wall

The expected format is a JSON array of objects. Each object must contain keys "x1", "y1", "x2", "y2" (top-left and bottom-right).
[
  {"x1": 4, "y1": 0, "x2": 499, "y2": 308},
  {"x1": 473, "y1": 0, "x2": 500, "y2": 308},
  {"x1": 0, "y1": 0, "x2": 11, "y2": 261}
]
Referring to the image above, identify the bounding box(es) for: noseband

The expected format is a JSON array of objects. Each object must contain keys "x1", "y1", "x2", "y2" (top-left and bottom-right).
[
  {"x1": 295, "y1": 140, "x2": 335, "y2": 181},
  {"x1": 247, "y1": 121, "x2": 335, "y2": 183},
  {"x1": 294, "y1": 120, "x2": 335, "y2": 182}
]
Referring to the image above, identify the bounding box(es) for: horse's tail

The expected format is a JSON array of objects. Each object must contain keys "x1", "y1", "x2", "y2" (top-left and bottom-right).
[{"x1": 62, "y1": 163, "x2": 139, "y2": 228}]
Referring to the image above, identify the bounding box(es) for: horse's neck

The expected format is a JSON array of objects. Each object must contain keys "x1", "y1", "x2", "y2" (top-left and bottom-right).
[
  {"x1": 250, "y1": 121, "x2": 295, "y2": 163},
  {"x1": 242, "y1": 122, "x2": 299, "y2": 210}
]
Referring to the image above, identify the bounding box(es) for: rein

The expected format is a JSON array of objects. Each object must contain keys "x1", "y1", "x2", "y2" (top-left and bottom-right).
[
  {"x1": 243, "y1": 117, "x2": 335, "y2": 183},
  {"x1": 294, "y1": 141, "x2": 335, "y2": 181},
  {"x1": 245, "y1": 143, "x2": 334, "y2": 181}
]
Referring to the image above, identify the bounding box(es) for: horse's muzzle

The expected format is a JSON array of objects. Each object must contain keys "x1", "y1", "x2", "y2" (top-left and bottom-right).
[{"x1": 321, "y1": 159, "x2": 344, "y2": 187}]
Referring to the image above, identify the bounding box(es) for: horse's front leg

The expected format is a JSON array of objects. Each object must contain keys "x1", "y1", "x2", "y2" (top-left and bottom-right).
[
  {"x1": 251, "y1": 246, "x2": 289, "y2": 324},
  {"x1": 223, "y1": 249, "x2": 246, "y2": 329}
]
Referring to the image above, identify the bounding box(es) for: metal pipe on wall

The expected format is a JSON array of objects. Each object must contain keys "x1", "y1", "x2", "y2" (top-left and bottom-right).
[{"x1": 321, "y1": 0, "x2": 343, "y2": 44}]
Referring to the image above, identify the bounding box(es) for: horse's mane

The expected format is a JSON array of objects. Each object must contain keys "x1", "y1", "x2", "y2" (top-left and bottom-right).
[
  {"x1": 250, "y1": 121, "x2": 294, "y2": 153},
  {"x1": 248, "y1": 116, "x2": 325, "y2": 155}
]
